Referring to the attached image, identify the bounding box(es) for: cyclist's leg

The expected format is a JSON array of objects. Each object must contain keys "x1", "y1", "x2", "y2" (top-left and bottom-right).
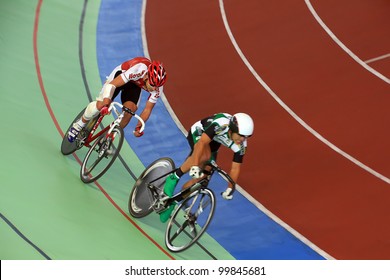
[
  {"x1": 162, "y1": 130, "x2": 195, "y2": 198},
  {"x1": 159, "y1": 204, "x2": 176, "y2": 223},
  {"x1": 68, "y1": 100, "x2": 103, "y2": 141},
  {"x1": 205, "y1": 141, "x2": 220, "y2": 166},
  {"x1": 119, "y1": 82, "x2": 140, "y2": 128},
  {"x1": 163, "y1": 131, "x2": 217, "y2": 194},
  {"x1": 180, "y1": 138, "x2": 219, "y2": 189},
  {"x1": 160, "y1": 133, "x2": 214, "y2": 223},
  {"x1": 67, "y1": 70, "x2": 119, "y2": 142},
  {"x1": 67, "y1": 101, "x2": 101, "y2": 142},
  {"x1": 160, "y1": 169, "x2": 183, "y2": 222},
  {"x1": 86, "y1": 68, "x2": 122, "y2": 120},
  {"x1": 160, "y1": 131, "x2": 193, "y2": 222}
]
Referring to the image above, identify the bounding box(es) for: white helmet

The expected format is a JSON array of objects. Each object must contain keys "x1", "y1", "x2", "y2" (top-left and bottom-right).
[{"x1": 229, "y1": 113, "x2": 254, "y2": 137}]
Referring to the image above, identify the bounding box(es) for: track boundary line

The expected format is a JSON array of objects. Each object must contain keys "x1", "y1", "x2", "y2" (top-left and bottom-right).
[
  {"x1": 218, "y1": 0, "x2": 390, "y2": 260},
  {"x1": 305, "y1": 0, "x2": 390, "y2": 84},
  {"x1": 365, "y1": 53, "x2": 390, "y2": 64},
  {"x1": 141, "y1": 1, "x2": 187, "y2": 135},
  {"x1": 219, "y1": 0, "x2": 390, "y2": 186},
  {"x1": 33, "y1": 0, "x2": 174, "y2": 260},
  {"x1": 79, "y1": 0, "x2": 138, "y2": 181},
  {"x1": 141, "y1": 0, "x2": 218, "y2": 259},
  {"x1": 1, "y1": 212, "x2": 51, "y2": 260}
]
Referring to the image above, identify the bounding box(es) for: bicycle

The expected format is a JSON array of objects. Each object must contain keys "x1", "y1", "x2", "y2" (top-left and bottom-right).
[
  {"x1": 128, "y1": 157, "x2": 236, "y2": 252},
  {"x1": 61, "y1": 101, "x2": 145, "y2": 183}
]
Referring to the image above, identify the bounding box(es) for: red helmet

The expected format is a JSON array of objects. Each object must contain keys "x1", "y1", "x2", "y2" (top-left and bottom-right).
[{"x1": 148, "y1": 61, "x2": 167, "y2": 87}]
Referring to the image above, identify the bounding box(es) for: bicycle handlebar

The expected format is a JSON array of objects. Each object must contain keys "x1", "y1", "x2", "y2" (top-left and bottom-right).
[
  {"x1": 204, "y1": 161, "x2": 236, "y2": 191},
  {"x1": 108, "y1": 101, "x2": 145, "y2": 133}
]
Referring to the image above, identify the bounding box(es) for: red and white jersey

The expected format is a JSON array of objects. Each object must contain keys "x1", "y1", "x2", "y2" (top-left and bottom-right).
[{"x1": 106, "y1": 57, "x2": 163, "y2": 103}]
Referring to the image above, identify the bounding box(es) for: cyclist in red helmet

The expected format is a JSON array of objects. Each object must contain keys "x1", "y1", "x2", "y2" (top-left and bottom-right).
[{"x1": 67, "y1": 57, "x2": 167, "y2": 142}]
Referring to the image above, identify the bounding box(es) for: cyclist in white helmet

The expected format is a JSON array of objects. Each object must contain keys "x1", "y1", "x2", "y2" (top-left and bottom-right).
[{"x1": 159, "y1": 112, "x2": 254, "y2": 222}]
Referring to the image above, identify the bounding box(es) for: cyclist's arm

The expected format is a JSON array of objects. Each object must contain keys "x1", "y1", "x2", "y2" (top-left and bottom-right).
[
  {"x1": 136, "y1": 101, "x2": 155, "y2": 128},
  {"x1": 228, "y1": 161, "x2": 241, "y2": 190}
]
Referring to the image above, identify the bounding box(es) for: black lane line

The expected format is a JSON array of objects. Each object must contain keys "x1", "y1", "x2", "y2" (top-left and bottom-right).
[
  {"x1": 78, "y1": 0, "x2": 137, "y2": 181},
  {"x1": 0, "y1": 212, "x2": 51, "y2": 260},
  {"x1": 78, "y1": 0, "x2": 217, "y2": 259}
]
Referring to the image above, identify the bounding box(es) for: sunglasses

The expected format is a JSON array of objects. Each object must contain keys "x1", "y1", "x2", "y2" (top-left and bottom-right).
[{"x1": 236, "y1": 132, "x2": 251, "y2": 138}]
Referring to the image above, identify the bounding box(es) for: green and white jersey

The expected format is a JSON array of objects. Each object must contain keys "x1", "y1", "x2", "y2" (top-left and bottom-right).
[{"x1": 189, "y1": 113, "x2": 247, "y2": 163}]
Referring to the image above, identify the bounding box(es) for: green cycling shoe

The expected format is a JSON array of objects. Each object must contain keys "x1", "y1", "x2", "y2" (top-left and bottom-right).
[
  {"x1": 159, "y1": 173, "x2": 179, "y2": 223},
  {"x1": 159, "y1": 204, "x2": 176, "y2": 223}
]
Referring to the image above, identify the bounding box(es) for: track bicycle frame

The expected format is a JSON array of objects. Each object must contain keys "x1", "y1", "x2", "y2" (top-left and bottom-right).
[
  {"x1": 82, "y1": 101, "x2": 145, "y2": 148},
  {"x1": 147, "y1": 161, "x2": 236, "y2": 213}
]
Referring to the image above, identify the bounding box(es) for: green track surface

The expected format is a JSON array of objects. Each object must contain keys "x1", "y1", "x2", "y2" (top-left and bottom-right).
[{"x1": 0, "y1": 0, "x2": 234, "y2": 260}]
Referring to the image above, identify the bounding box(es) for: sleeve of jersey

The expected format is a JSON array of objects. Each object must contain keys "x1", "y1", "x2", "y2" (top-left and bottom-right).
[
  {"x1": 122, "y1": 64, "x2": 148, "y2": 83},
  {"x1": 232, "y1": 143, "x2": 246, "y2": 163},
  {"x1": 204, "y1": 123, "x2": 218, "y2": 139},
  {"x1": 233, "y1": 152, "x2": 244, "y2": 163},
  {"x1": 147, "y1": 87, "x2": 162, "y2": 104}
]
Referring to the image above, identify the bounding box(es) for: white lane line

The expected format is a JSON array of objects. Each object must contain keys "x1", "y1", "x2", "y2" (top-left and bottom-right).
[
  {"x1": 142, "y1": 0, "x2": 333, "y2": 260},
  {"x1": 305, "y1": 0, "x2": 390, "y2": 84},
  {"x1": 219, "y1": 0, "x2": 336, "y2": 261},
  {"x1": 141, "y1": 0, "x2": 386, "y2": 260},
  {"x1": 141, "y1": 0, "x2": 149, "y2": 57},
  {"x1": 219, "y1": 0, "x2": 390, "y2": 185},
  {"x1": 365, "y1": 53, "x2": 390, "y2": 64},
  {"x1": 141, "y1": 0, "x2": 187, "y2": 135}
]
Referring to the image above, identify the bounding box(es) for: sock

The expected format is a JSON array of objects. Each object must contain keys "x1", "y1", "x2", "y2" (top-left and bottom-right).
[
  {"x1": 175, "y1": 167, "x2": 184, "y2": 178},
  {"x1": 76, "y1": 118, "x2": 86, "y2": 128}
]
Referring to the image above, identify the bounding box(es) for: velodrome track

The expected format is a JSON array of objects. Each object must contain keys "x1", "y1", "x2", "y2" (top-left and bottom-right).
[{"x1": 0, "y1": 0, "x2": 389, "y2": 260}]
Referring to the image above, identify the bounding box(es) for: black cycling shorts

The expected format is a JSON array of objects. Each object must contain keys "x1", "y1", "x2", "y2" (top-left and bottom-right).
[
  {"x1": 186, "y1": 130, "x2": 221, "y2": 161},
  {"x1": 111, "y1": 71, "x2": 141, "y2": 105}
]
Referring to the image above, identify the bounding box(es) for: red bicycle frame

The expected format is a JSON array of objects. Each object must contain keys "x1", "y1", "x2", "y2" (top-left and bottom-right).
[{"x1": 83, "y1": 115, "x2": 112, "y2": 148}]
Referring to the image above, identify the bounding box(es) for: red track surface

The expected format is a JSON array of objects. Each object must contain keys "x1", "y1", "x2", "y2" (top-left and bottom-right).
[{"x1": 146, "y1": 0, "x2": 390, "y2": 259}]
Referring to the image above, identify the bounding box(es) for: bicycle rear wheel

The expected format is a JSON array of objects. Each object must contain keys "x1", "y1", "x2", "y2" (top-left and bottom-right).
[
  {"x1": 165, "y1": 188, "x2": 216, "y2": 252},
  {"x1": 128, "y1": 157, "x2": 175, "y2": 218},
  {"x1": 61, "y1": 107, "x2": 98, "y2": 155},
  {"x1": 80, "y1": 126, "x2": 124, "y2": 183}
]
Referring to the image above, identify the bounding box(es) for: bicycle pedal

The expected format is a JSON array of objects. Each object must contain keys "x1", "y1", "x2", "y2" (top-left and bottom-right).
[
  {"x1": 104, "y1": 147, "x2": 116, "y2": 157},
  {"x1": 154, "y1": 205, "x2": 167, "y2": 214},
  {"x1": 78, "y1": 130, "x2": 88, "y2": 139},
  {"x1": 154, "y1": 199, "x2": 175, "y2": 214}
]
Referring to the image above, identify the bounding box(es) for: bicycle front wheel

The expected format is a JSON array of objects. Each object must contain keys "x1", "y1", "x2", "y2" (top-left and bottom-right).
[
  {"x1": 165, "y1": 188, "x2": 216, "y2": 252},
  {"x1": 61, "y1": 107, "x2": 98, "y2": 155},
  {"x1": 80, "y1": 126, "x2": 124, "y2": 183},
  {"x1": 128, "y1": 157, "x2": 175, "y2": 218}
]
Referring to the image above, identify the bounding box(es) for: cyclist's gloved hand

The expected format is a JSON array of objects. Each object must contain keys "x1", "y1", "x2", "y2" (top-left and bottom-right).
[
  {"x1": 189, "y1": 166, "x2": 203, "y2": 179},
  {"x1": 100, "y1": 106, "x2": 109, "y2": 116},
  {"x1": 221, "y1": 187, "x2": 233, "y2": 200},
  {"x1": 133, "y1": 125, "x2": 144, "y2": 137}
]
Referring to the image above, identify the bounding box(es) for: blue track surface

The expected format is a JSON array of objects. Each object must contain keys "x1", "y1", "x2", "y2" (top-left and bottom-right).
[{"x1": 96, "y1": 0, "x2": 325, "y2": 259}]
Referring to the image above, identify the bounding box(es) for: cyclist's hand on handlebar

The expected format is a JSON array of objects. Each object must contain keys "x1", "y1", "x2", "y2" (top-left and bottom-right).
[
  {"x1": 100, "y1": 106, "x2": 109, "y2": 116},
  {"x1": 133, "y1": 125, "x2": 144, "y2": 137},
  {"x1": 189, "y1": 166, "x2": 203, "y2": 179},
  {"x1": 221, "y1": 187, "x2": 233, "y2": 200}
]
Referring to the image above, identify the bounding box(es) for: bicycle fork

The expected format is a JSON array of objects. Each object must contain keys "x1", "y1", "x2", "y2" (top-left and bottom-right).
[{"x1": 184, "y1": 191, "x2": 210, "y2": 218}]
